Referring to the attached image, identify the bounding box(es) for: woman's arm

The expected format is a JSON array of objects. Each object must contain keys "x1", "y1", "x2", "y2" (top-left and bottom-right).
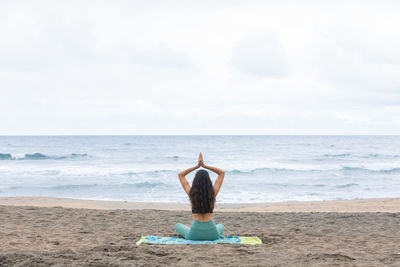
[
  {"x1": 178, "y1": 163, "x2": 200, "y2": 196},
  {"x1": 202, "y1": 162, "x2": 225, "y2": 196}
]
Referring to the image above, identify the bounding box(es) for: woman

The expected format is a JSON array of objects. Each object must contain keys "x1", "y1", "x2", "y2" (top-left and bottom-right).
[{"x1": 175, "y1": 152, "x2": 225, "y2": 240}]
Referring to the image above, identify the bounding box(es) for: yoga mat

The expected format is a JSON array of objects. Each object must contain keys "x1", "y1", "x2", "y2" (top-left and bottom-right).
[{"x1": 136, "y1": 235, "x2": 262, "y2": 245}]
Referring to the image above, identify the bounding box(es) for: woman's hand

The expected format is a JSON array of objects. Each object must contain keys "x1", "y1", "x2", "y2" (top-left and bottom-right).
[
  {"x1": 197, "y1": 153, "x2": 225, "y2": 196},
  {"x1": 178, "y1": 154, "x2": 203, "y2": 195},
  {"x1": 198, "y1": 152, "x2": 205, "y2": 167}
]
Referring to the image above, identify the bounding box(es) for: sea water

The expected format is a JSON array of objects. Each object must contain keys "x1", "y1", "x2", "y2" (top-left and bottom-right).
[{"x1": 0, "y1": 136, "x2": 399, "y2": 203}]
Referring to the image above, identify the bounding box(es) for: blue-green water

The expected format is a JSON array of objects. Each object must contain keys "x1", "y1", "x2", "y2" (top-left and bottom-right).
[{"x1": 0, "y1": 136, "x2": 399, "y2": 203}]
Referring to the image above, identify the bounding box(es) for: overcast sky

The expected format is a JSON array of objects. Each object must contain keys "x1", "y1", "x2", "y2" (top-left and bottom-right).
[{"x1": 1, "y1": 0, "x2": 400, "y2": 135}]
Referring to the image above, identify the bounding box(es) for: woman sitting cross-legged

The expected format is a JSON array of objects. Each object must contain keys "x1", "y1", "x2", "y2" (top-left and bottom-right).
[{"x1": 175, "y1": 152, "x2": 225, "y2": 240}]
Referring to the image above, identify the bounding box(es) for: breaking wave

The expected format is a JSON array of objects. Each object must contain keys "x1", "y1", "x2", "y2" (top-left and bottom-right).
[{"x1": 0, "y1": 153, "x2": 88, "y2": 160}]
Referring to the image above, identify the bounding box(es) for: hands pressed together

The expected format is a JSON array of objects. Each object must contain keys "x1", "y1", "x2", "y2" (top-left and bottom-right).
[
  {"x1": 197, "y1": 152, "x2": 205, "y2": 168},
  {"x1": 178, "y1": 152, "x2": 225, "y2": 196}
]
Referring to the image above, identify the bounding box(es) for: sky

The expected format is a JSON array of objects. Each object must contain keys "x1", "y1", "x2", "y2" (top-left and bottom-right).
[{"x1": 1, "y1": 0, "x2": 400, "y2": 135}]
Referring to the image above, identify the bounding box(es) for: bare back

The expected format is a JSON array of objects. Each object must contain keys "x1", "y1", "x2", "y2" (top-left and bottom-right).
[
  {"x1": 178, "y1": 153, "x2": 225, "y2": 222},
  {"x1": 192, "y1": 213, "x2": 213, "y2": 222}
]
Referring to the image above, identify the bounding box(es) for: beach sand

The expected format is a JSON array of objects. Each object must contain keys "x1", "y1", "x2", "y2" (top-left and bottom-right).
[{"x1": 1, "y1": 197, "x2": 400, "y2": 266}]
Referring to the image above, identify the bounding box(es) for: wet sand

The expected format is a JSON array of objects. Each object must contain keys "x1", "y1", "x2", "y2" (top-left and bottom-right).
[
  {"x1": 0, "y1": 197, "x2": 400, "y2": 266},
  {"x1": 1, "y1": 197, "x2": 400, "y2": 212}
]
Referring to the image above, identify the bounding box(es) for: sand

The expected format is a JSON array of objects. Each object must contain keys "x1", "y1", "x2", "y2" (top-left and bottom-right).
[
  {"x1": 1, "y1": 196, "x2": 400, "y2": 212},
  {"x1": 0, "y1": 197, "x2": 400, "y2": 266}
]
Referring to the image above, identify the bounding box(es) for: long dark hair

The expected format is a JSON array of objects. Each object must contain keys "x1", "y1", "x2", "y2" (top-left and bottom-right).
[{"x1": 189, "y1": 169, "x2": 215, "y2": 213}]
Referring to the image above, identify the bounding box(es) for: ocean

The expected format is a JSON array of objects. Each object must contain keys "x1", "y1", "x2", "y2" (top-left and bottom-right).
[{"x1": 0, "y1": 135, "x2": 399, "y2": 203}]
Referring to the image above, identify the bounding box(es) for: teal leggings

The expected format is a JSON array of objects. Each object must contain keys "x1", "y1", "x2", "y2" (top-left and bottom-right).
[{"x1": 175, "y1": 219, "x2": 224, "y2": 240}]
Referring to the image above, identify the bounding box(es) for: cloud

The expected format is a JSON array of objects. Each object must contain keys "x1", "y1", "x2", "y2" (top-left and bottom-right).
[
  {"x1": 304, "y1": 3, "x2": 400, "y2": 93},
  {"x1": 229, "y1": 32, "x2": 289, "y2": 78},
  {"x1": 0, "y1": 1, "x2": 400, "y2": 134},
  {"x1": 123, "y1": 43, "x2": 192, "y2": 70},
  {"x1": 310, "y1": 31, "x2": 400, "y2": 92}
]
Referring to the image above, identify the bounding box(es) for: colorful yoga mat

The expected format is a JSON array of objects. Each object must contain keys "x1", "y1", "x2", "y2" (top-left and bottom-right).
[{"x1": 136, "y1": 236, "x2": 262, "y2": 245}]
